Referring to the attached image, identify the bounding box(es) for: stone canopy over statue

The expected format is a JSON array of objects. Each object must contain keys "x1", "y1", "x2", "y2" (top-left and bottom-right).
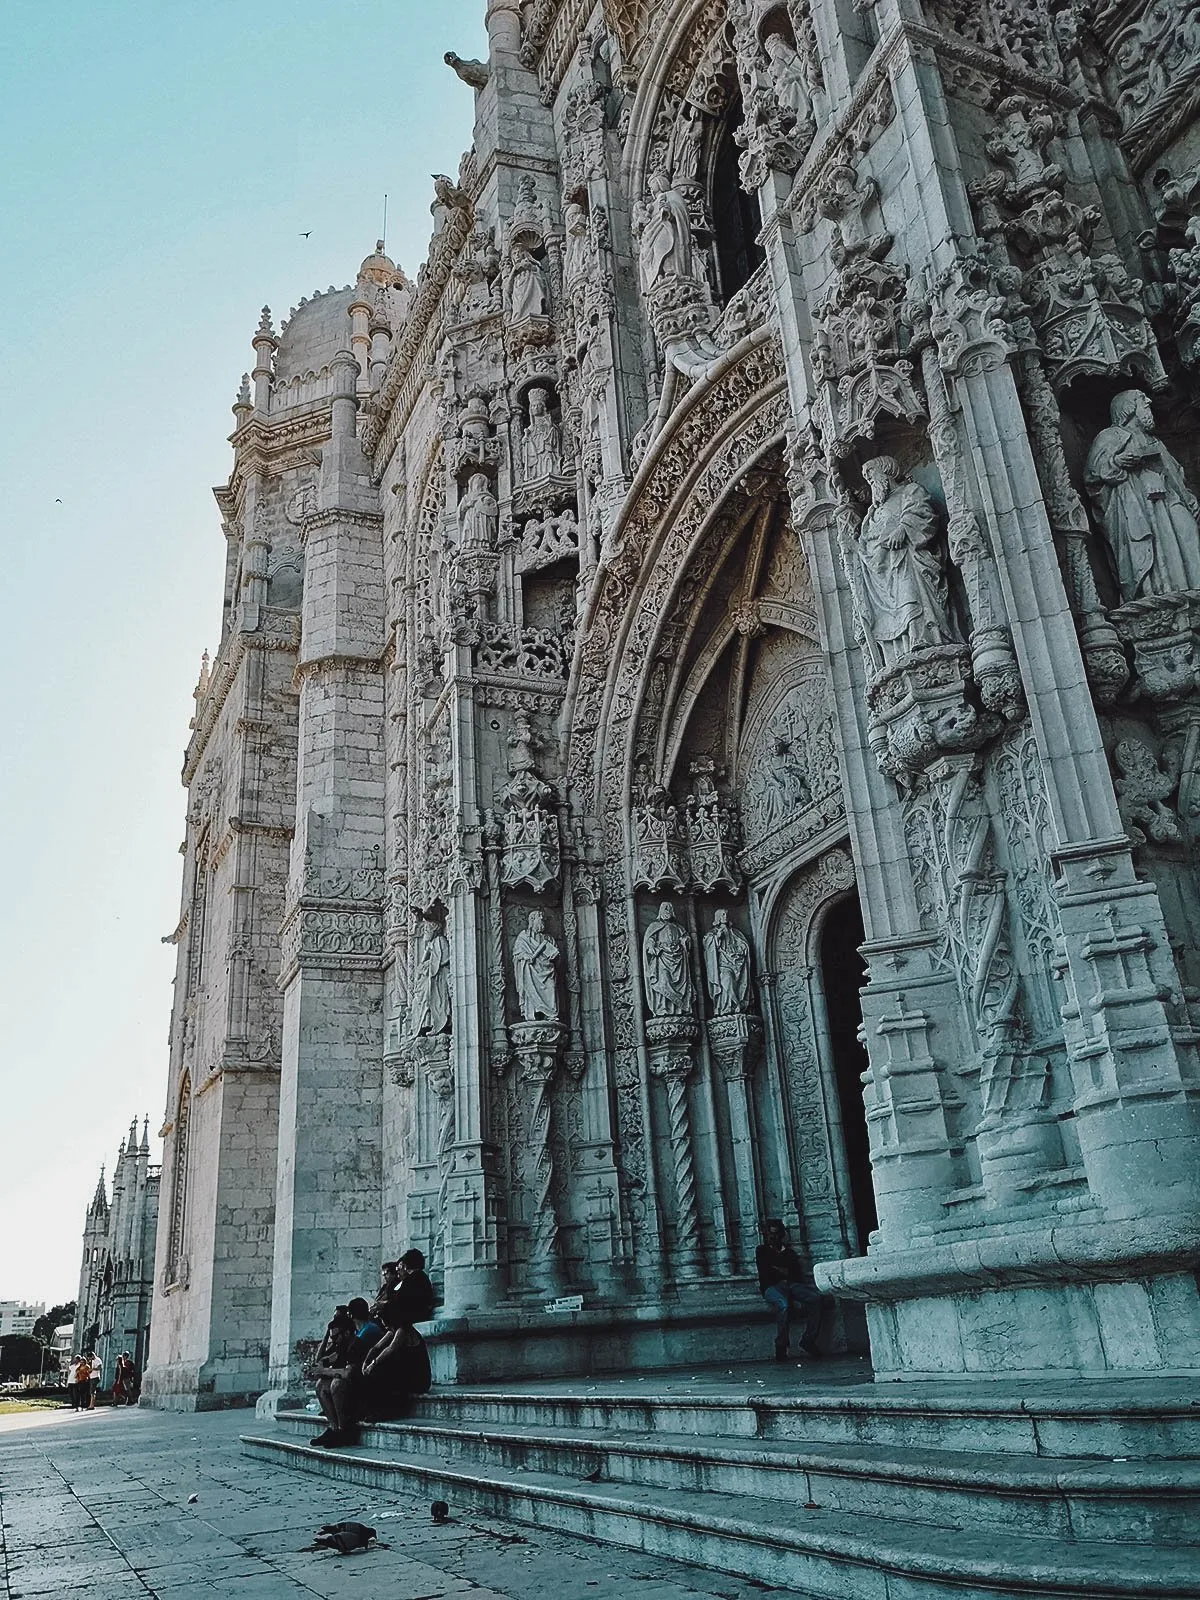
[
  {"x1": 512, "y1": 910, "x2": 559, "y2": 1023},
  {"x1": 1085, "y1": 390, "x2": 1200, "y2": 602},
  {"x1": 854, "y1": 456, "x2": 954, "y2": 668},
  {"x1": 642, "y1": 901, "x2": 696, "y2": 1016}
]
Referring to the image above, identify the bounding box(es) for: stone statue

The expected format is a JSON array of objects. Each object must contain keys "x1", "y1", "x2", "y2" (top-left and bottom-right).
[
  {"x1": 856, "y1": 456, "x2": 954, "y2": 666},
  {"x1": 763, "y1": 32, "x2": 810, "y2": 122},
  {"x1": 702, "y1": 910, "x2": 752, "y2": 1015},
  {"x1": 1085, "y1": 390, "x2": 1200, "y2": 602},
  {"x1": 758, "y1": 737, "x2": 811, "y2": 833},
  {"x1": 669, "y1": 103, "x2": 705, "y2": 187},
  {"x1": 642, "y1": 901, "x2": 696, "y2": 1016},
  {"x1": 638, "y1": 169, "x2": 698, "y2": 295},
  {"x1": 459, "y1": 471, "x2": 498, "y2": 548},
  {"x1": 564, "y1": 200, "x2": 589, "y2": 287},
  {"x1": 509, "y1": 241, "x2": 547, "y2": 321},
  {"x1": 512, "y1": 910, "x2": 560, "y2": 1022},
  {"x1": 413, "y1": 922, "x2": 451, "y2": 1036},
  {"x1": 522, "y1": 387, "x2": 563, "y2": 482}
]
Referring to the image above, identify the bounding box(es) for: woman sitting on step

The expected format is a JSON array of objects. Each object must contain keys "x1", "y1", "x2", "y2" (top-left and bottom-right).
[{"x1": 359, "y1": 1248, "x2": 437, "y2": 1419}]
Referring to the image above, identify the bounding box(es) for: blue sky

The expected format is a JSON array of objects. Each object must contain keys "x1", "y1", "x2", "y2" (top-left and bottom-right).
[{"x1": 0, "y1": 1, "x2": 486, "y2": 1307}]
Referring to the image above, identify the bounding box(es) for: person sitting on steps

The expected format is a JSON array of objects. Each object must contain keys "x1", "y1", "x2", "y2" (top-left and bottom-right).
[
  {"x1": 360, "y1": 1248, "x2": 437, "y2": 1419},
  {"x1": 310, "y1": 1298, "x2": 383, "y2": 1448},
  {"x1": 756, "y1": 1218, "x2": 824, "y2": 1362}
]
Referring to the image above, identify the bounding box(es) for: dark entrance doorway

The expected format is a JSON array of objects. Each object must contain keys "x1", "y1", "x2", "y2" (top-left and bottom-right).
[{"x1": 818, "y1": 895, "x2": 877, "y2": 1253}]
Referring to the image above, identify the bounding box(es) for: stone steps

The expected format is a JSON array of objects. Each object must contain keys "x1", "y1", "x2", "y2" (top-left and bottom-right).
[
  {"x1": 406, "y1": 1375, "x2": 1200, "y2": 1458},
  {"x1": 265, "y1": 1407, "x2": 1200, "y2": 1545},
  {"x1": 240, "y1": 1427, "x2": 1200, "y2": 1598}
]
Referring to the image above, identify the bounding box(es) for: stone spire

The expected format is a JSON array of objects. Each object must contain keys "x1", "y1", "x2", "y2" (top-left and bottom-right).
[{"x1": 89, "y1": 1167, "x2": 108, "y2": 1218}]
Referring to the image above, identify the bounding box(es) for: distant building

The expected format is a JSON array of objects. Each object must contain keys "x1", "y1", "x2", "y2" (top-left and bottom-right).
[
  {"x1": 0, "y1": 1301, "x2": 44, "y2": 1339},
  {"x1": 50, "y1": 1324, "x2": 74, "y2": 1375},
  {"x1": 76, "y1": 1119, "x2": 160, "y2": 1386}
]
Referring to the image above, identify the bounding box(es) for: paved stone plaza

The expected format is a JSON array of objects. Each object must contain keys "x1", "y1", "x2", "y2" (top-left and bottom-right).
[{"x1": 0, "y1": 1408, "x2": 814, "y2": 1600}]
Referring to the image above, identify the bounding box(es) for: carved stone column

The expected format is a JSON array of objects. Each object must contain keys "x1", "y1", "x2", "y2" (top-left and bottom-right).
[
  {"x1": 645, "y1": 1016, "x2": 703, "y2": 1280},
  {"x1": 510, "y1": 1019, "x2": 566, "y2": 1292},
  {"x1": 707, "y1": 1013, "x2": 764, "y2": 1271}
]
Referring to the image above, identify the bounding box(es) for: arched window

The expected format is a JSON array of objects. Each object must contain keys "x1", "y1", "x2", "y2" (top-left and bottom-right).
[
  {"x1": 166, "y1": 1075, "x2": 191, "y2": 1284},
  {"x1": 710, "y1": 91, "x2": 765, "y2": 304}
]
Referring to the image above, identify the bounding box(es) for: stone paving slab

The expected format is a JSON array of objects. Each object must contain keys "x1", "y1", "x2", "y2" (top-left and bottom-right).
[{"x1": 0, "y1": 1407, "x2": 818, "y2": 1599}]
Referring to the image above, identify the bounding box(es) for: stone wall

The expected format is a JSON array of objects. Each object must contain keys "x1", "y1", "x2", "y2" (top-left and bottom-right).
[{"x1": 147, "y1": 0, "x2": 1200, "y2": 1404}]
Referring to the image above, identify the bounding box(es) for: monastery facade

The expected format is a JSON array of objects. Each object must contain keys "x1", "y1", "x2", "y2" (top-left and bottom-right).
[
  {"x1": 77, "y1": 1119, "x2": 159, "y2": 1383},
  {"x1": 144, "y1": 0, "x2": 1200, "y2": 1410}
]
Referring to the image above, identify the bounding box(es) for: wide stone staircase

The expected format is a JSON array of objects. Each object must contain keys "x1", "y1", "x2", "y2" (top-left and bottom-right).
[{"x1": 241, "y1": 1363, "x2": 1200, "y2": 1598}]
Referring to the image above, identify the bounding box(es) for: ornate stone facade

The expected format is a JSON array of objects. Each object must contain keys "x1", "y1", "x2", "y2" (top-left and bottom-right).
[
  {"x1": 146, "y1": 0, "x2": 1200, "y2": 1406},
  {"x1": 76, "y1": 1120, "x2": 159, "y2": 1387}
]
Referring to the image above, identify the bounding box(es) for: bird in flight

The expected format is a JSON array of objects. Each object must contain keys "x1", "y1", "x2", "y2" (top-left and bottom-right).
[
  {"x1": 299, "y1": 231, "x2": 312, "y2": 239},
  {"x1": 55, "y1": 497, "x2": 62, "y2": 503}
]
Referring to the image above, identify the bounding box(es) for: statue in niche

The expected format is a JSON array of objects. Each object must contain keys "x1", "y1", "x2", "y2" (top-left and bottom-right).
[
  {"x1": 522, "y1": 387, "x2": 563, "y2": 482},
  {"x1": 509, "y1": 241, "x2": 548, "y2": 322},
  {"x1": 642, "y1": 901, "x2": 696, "y2": 1016},
  {"x1": 669, "y1": 103, "x2": 705, "y2": 188},
  {"x1": 763, "y1": 32, "x2": 810, "y2": 122},
  {"x1": 637, "y1": 169, "x2": 698, "y2": 294},
  {"x1": 702, "y1": 910, "x2": 753, "y2": 1016},
  {"x1": 855, "y1": 456, "x2": 954, "y2": 667},
  {"x1": 459, "y1": 471, "x2": 498, "y2": 549},
  {"x1": 758, "y1": 736, "x2": 811, "y2": 833},
  {"x1": 512, "y1": 910, "x2": 560, "y2": 1022},
  {"x1": 564, "y1": 200, "x2": 590, "y2": 287},
  {"x1": 1085, "y1": 390, "x2": 1200, "y2": 602},
  {"x1": 413, "y1": 922, "x2": 451, "y2": 1036}
]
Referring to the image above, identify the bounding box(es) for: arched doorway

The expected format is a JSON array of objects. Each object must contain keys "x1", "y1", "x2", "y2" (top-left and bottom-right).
[{"x1": 817, "y1": 894, "x2": 876, "y2": 1254}]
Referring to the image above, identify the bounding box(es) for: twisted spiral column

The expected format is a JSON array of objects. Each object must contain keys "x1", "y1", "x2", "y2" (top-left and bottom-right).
[
  {"x1": 646, "y1": 1015, "x2": 702, "y2": 1279},
  {"x1": 511, "y1": 1020, "x2": 564, "y2": 1291}
]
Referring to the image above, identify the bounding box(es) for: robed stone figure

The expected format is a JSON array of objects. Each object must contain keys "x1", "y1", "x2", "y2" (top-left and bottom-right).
[
  {"x1": 509, "y1": 242, "x2": 547, "y2": 322},
  {"x1": 703, "y1": 910, "x2": 752, "y2": 1015},
  {"x1": 856, "y1": 456, "x2": 954, "y2": 667},
  {"x1": 642, "y1": 902, "x2": 696, "y2": 1016},
  {"x1": 414, "y1": 923, "x2": 451, "y2": 1036},
  {"x1": 1085, "y1": 389, "x2": 1200, "y2": 602},
  {"x1": 513, "y1": 910, "x2": 559, "y2": 1023},
  {"x1": 638, "y1": 170, "x2": 698, "y2": 295},
  {"x1": 459, "y1": 472, "x2": 498, "y2": 549}
]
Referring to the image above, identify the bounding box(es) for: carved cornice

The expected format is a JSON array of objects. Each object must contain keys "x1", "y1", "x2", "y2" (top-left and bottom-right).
[
  {"x1": 278, "y1": 897, "x2": 385, "y2": 985},
  {"x1": 303, "y1": 508, "x2": 383, "y2": 537},
  {"x1": 294, "y1": 651, "x2": 386, "y2": 685}
]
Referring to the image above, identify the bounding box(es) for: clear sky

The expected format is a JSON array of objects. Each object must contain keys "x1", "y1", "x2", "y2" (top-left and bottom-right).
[{"x1": 0, "y1": 1, "x2": 487, "y2": 1308}]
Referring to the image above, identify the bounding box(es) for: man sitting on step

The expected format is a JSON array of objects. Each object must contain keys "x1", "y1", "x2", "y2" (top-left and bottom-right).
[
  {"x1": 310, "y1": 1298, "x2": 383, "y2": 1448},
  {"x1": 756, "y1": 1219, "x2": 824, "y2": 1362}
]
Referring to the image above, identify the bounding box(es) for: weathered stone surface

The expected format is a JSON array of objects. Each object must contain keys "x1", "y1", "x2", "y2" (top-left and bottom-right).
[{"x1": 143, "y1": 0, "x2": 1200, "y2": 1436}]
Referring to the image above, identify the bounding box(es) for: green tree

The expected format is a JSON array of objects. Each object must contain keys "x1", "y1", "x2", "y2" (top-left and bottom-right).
[
  {"x1": 0, "y1": 1335, "x2": 46, "y2": 1380},
  {"x1": 32, "y1": 1302, "x2": 76, "y2": 1345}
]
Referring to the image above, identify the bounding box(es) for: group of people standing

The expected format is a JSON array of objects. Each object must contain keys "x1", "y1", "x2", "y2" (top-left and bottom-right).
[
  {"x1": 309, "y1": 1247, "x2": 436, "y2": 1449},
  {"x1": 66, "y1": 1351, "x2": 138, "y2": 1409}
]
